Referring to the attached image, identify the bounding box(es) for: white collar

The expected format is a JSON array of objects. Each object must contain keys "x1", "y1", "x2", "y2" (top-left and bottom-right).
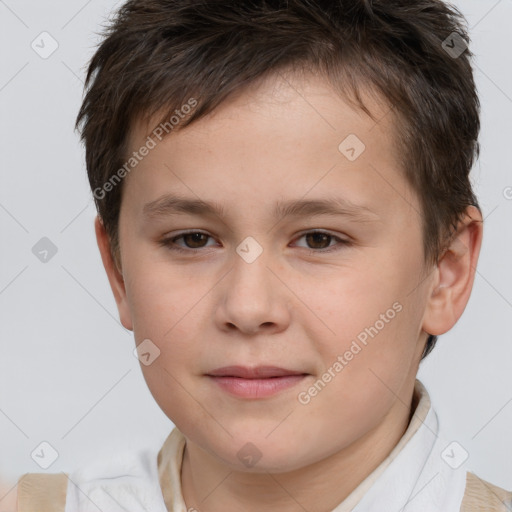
[{"x1": 158, "y1": 379, "x2": 467, "y2": 512}]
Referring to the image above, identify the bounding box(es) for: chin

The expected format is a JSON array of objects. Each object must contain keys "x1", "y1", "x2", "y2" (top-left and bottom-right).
[{"x1": 213, "y1": 434, "x2": 311, "y2": 473}]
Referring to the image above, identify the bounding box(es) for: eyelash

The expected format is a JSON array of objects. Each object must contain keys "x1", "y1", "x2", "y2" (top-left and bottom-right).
[{"x1": 159, "y1": 230, "x2": 351, "y2": 255}]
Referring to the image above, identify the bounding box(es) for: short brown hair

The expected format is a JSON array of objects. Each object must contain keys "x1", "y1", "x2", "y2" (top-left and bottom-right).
[{"x1": 76, "y1": 0, "x2": 481, "y2": 359}]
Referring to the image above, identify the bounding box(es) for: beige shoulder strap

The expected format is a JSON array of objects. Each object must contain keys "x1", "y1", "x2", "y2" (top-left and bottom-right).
[
  {"x1": 17, "y1": 473, "x2": 68, "y2": 512},
  {"x1": 460, "y1": 471, "x2": 512, "y2": 511}
]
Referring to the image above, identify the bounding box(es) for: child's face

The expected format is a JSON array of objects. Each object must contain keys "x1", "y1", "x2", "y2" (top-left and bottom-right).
[{"x1": 112, "y1": 72, "x2": 436, "y2": 471}]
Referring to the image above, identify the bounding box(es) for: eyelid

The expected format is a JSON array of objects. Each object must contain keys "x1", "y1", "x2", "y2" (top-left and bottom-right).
[
  {"x1": 159, "y1": 229, "x2": 351, "y2": 254},
  {"x1": 292, "y1": 230, "x2": 351, "y2": 253},
  {"x1": 161, "y1": 230, "x2": 218, "y2": 253}
]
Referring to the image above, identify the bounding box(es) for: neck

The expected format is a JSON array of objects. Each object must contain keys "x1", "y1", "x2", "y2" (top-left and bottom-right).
[{"x1": 180, "y1": 385, "x2": 417, "y2": 512}]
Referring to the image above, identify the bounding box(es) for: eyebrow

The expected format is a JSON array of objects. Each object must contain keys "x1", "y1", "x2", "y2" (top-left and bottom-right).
[{"x1": 142, "y1": 193, "x2": 380, "y2": 222}]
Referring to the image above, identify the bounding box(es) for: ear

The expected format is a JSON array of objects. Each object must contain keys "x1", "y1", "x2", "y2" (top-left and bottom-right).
[
  {"x1": 94, "y1": 216, "x2": 133, "y2": 331},
  {"x1": 422, "y1": 205, "x2": 483, "y2": 336}
]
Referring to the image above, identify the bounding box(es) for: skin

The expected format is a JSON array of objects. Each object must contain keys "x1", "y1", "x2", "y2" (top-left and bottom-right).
[{"x1": 72, "y1": 71, "x2": 481, "y2": 512}]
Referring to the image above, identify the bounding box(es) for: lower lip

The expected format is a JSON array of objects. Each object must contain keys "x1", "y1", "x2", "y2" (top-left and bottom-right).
[{"x1": 207, "y1": 375, "x2": 307, "y2": 398}]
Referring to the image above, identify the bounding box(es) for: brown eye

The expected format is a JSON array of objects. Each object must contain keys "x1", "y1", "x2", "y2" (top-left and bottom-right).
[
  {"x1": 160, "y1": 231, "x2": 216, "y2": 253},
  {"x1": 294, "y1": 230, "x2": 350, "y2": 253},
  {"x1": 304, "y1": 232, "x2": 333, "y2": 249},
  {"x1": 180, "y1": 232, "x2": 209, "y2": 249}
]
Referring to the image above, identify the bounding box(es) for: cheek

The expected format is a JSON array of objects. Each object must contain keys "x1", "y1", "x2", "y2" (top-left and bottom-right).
[
  {"x1": 123, "y1": 254, "x2": 190, "y2": 337},
  {"x1": 308, "y1": 255, "x2": 422, "y2": 385},
  {"x1": 309, "y1": 266, "x2": 402, "y2": 342},
  {"x1": 124, "y1": 260, "x2": 205, "y2": 419},
  {"x1": 122, "y1": 254, "x2": 209, "y2": 375}
]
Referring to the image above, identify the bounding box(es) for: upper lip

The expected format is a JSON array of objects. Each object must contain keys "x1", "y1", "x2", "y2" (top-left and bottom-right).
[{"x1": 206, "y1": 366, "x2": 307, "y2": 379}]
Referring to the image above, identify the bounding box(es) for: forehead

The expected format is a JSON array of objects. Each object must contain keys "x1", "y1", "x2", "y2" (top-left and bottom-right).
[
  {"x1": 131, "y1": 70, "x2": 396, "y2": 154},
  {"x1": 123, "y1": 71, "x2": 417, "y2": 224}
]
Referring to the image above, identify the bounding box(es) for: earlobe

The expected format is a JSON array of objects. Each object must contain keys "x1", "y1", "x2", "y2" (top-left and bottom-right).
[
  {"x1": 94, "y1": 216, "x2": 134, "y2": 331},
  {"x1": 422, "y1": 206, "x2": 483, "y2": 336}
]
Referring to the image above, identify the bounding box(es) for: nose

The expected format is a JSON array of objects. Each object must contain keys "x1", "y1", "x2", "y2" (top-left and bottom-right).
[{"x1": 214, "y1": 249, "x2": 291, "y2": 336}]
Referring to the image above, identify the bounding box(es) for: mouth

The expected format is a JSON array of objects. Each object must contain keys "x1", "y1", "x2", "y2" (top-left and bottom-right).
[{"x1": 205, "y1": 366, "x2": 309, "y2": 399}]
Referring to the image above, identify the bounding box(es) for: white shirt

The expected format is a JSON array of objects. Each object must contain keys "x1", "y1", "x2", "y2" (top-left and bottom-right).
[{"x1": 61, "y1": 379, "x2": 468, "y2": 512}]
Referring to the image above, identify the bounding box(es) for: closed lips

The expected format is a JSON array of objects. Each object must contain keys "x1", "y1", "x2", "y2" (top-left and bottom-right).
[{"x1": 206, "y1": 366, "x2": 308, "y2": 379}]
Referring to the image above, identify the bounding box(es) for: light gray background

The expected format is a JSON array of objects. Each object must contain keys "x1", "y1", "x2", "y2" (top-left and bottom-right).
[{"x1": 0, "y1": 0, "x2": 511, "y2": 490}]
